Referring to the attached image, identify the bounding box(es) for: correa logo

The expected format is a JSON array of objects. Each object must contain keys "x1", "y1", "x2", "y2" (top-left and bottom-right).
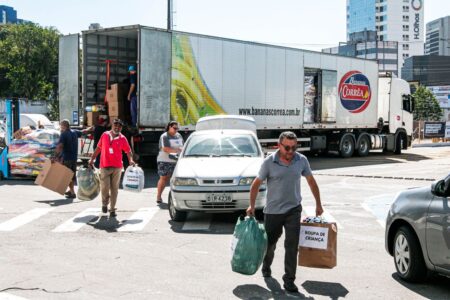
[
  {"x1": 339, "y1": 71, "x2": 371, "y2": 114},
  {"x1": 411, "y1": 0, "x2": 422, "y2": 11}
]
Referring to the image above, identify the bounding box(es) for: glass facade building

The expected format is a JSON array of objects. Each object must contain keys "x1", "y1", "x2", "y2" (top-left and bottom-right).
[
  {"x1": 0, "y1": 5, "x2": 17, "y2": 24},
  {"x1": 347, "y1": 0, "x2": 376, "y2": 39}
]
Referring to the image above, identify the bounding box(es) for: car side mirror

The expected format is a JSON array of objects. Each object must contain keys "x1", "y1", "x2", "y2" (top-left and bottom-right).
[
  {"x1": 431, "y1": 179, "x2": 449, "y2": 197},
  {"x1": 168, "y1": 153, "x2": 179, "y2": 161}
]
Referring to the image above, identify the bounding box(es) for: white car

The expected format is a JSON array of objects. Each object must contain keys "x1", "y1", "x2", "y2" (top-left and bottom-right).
[{"x1": 168, "y1": 116, "x2": 266, "y2": 221}]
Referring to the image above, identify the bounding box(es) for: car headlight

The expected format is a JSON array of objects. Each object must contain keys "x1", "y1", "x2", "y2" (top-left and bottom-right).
[
  {"x1": 239, "y1": 177, "x2": 255, "y2": 185},
  {"x1": 173, "y1": 177, "x2": 198, "y2": 186}
]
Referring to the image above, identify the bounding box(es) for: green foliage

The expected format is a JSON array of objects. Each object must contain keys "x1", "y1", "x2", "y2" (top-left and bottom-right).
[
  {"x1": 0, "y1": 23, "x2": 59, "y2": 100},
  {"x1": 47, "y1": 100, "x2": 60, "y2": 121},
  {"x1": 412, "y1": 85, "x2": 443, "y2": 121}
]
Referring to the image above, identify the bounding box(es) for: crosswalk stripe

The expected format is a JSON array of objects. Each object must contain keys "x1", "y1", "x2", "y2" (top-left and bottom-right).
[
  {"x1": 0, "y1": 292, "x2": 29, "y2": 300},
  {"x1": 301, "y1": 206, "x2": 343, "y2": 229},
  {"x1": 182, "y1": 215, "x2": 212, "y2": 231},
  {"x1": 52, "y1": 208, "x2": 101, "y2": 232},
  {"x1": 0, "y1": 208, "x2": 55, "y2": 232},
  {"x1": 117, "y1": 207, "x2": 159, "y2": 232}
]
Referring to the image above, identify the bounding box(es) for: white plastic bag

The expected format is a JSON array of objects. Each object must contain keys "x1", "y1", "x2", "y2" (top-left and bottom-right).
[{"x1": 123, "y1": 166, "x2": 145, "y2": 192}]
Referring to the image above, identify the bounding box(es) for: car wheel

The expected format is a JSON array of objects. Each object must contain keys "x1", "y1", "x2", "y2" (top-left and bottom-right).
[
  {"x1": 255, "y1": 209, "x2": 264, "y2": 221},
  {"x1": 168, "y1": 192, "x2": 187, "y2": 222},
  {"x1": 393, "y1": 226, "x2": 427, "y2": 282}
]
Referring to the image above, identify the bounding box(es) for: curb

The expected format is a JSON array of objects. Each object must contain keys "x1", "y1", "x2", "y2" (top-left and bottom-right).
[{"x1": 412, "y1": 143, "x2": 450, "y2": 148}]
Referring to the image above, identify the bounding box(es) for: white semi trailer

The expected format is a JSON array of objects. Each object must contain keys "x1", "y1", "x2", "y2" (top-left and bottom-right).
[{"x1": 59, "y1": 25, "x2": 414, "y2": 159}]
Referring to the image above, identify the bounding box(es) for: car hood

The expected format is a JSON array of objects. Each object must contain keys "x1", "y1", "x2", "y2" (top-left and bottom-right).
[{"x1": 174, "y1": 157, "x2": 263, "y2": 178}]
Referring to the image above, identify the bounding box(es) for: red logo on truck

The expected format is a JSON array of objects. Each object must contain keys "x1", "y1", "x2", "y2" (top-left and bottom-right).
[{"x1": 339, "y1": 71, "x2": 371, "y2": 113}]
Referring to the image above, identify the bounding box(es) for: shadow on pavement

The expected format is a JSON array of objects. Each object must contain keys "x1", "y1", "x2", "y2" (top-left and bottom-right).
[
  {"x1": 391, "y1": 273, "x2": 450, "y2": 299},
  {"x1": 73, "y1": 215, "x2": 143, "y2": 233},
  {"x1": 168, "y1": 211, "x2": 239, "y2": 235},
  {"x1": 35, "y1": 198, "x2": 74, "y2": 206},
  {"x1": 301, "y1": 280, "x2": 349, "y2": 300},
  {"x1": 308, "y1": 151, "x2": 432, "y2": 171},
  {"x1": 233, "y1": 280, "x2": 313, "y2": 300}
]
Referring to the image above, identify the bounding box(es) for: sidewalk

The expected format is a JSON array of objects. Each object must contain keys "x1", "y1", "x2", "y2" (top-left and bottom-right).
[{"x1": 412, "y1": 138, "x2": 450, "y2": 148}]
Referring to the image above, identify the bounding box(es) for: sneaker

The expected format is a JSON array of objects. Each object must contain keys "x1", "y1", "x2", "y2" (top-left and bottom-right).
[
  {"x1": 64, "y1": 191, "x2": 71, "y2": 196},
  {"x1": 65, "y1": 193, "x2": 76, "y2": 199},
  {"x1": 156, "y1": 199, "x2": 163, "y2": 204},
  {"x1": 110, "y1": 210, "x2": 117, "y2": 218},
  {"x1": 102, "y1": 206, "x2": 107, "y2": 214},
  {"x1": 283, "y1": 282, "x2": 299, "y2": 293}
]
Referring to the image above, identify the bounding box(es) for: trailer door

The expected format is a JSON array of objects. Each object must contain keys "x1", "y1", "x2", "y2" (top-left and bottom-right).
[
  {"x1": 139, "y1": 28, "x2": 171, "y2": 127},
  {"x1": 58, "y1": 34, "x2": 80, "y2": 125},
  {"x1": 321, "y1": 70, "x2": 337, "y2": 123}
]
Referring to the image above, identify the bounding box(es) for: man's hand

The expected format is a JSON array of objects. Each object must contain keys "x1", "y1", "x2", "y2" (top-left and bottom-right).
[
  {"x1": 129, "y1": 160, "x2": 136, "y2": 167},
  {"x1": 127, "y1": 95, "x2": 131, "y2": 101},
  {"x1": 246, "y1": 206, "x2": 255, "y2": 216},
  {"x1": 88, "y1": 159, "x2": 94, "y2": 168},
  {"x1": 316, "y1": 204, "x2": 324, "y2": 217}
]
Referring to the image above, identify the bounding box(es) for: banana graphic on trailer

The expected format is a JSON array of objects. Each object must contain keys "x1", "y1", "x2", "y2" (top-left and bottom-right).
[{"x1": 171, "y1": 35, "x2": 225, "y2": 126}]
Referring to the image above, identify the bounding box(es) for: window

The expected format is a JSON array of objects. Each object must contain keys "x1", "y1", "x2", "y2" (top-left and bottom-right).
[
  {"x1": 403, "y1": 6, "x2": 409, "y2": 12},
  {"x1": 403, "y1": 25, "x2": 409, "y2": 31},
  {"x1": 402, "y1": 34, "x2": 410, "y2": 41},
  {"x1": 403, "y1": 15, "x2": 409, "y2": 22},
  {"x1": 403, "y1": 53, "x2": 409, "y2": 59},
  {"x1": 402, "y1": 44, "x2": 410, "y2": 50}
]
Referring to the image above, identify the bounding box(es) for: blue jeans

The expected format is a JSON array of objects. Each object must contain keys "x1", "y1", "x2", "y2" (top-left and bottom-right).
[{"x1": 130, "y1": 95, "x2": 137, "y2": 127}]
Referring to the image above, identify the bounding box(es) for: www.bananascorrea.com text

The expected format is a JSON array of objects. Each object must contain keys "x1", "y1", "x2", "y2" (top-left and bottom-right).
[{"x1": 238, "y1": 107, "x2": 301, "y2": 116}]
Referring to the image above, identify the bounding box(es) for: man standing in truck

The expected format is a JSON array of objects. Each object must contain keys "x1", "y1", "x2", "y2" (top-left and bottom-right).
[
  {"x1": 246, "y1": 131, "x2": 323, "y2": 294},
  {"x1": 127, "y1": 65, "x2": 138, "y2": 127}
]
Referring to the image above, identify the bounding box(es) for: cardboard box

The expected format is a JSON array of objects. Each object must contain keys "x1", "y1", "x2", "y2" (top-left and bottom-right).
[
  {"x1": 86, "y1": 111, "x2": 101, "y2": 126},
  {"x1": 107, "y1": 83, "x2": 127, "y2": 104},
  {"x1": 108, "y1": 101, "x2": 124, "y2": 117},
  {"x1": 35, "y1": 159, "x2": 74, "y2": 195}
]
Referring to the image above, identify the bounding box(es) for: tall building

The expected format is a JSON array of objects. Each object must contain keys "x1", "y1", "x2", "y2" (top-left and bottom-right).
[
  {"x1": 346, "y1": 0, "x2": 424, "y2": 76},
  {"x1": 0, "y1": 5, "x2": 17, "y2": 24},
  {"x1": 425, "y1": 16, "x2": 450, "y2": 56}
]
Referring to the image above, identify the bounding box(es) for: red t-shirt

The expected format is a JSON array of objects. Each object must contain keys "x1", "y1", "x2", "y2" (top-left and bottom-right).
[{"x1": 97, "y1": 131, "x2": 131, "y2": 168}]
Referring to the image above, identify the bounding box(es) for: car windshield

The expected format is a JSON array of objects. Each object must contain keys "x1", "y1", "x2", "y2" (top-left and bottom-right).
[{"x1": 184, "y1": 134, "x2": 260, "y2": 157}]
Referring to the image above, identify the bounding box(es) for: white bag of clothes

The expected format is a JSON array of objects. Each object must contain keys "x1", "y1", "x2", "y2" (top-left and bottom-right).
[{"x1": 123, "y1": 166, "x2": 145, "y2": 192}]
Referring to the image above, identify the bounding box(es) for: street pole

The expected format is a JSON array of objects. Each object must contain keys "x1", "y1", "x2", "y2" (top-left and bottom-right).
[{"x1": 167, "y1": 0, "x2": 173, "y2": 30}]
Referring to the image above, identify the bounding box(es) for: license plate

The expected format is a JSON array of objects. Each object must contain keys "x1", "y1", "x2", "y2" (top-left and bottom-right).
[{"x1": 206, "y1": 193, "x2": 232, "y2": 203}]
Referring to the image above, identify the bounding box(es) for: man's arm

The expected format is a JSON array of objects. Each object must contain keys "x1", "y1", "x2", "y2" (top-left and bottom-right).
[
  {"x1": 89, "y1": 147, "x2": 101, "y2": 166},
  {"x1": 246, "y1": 178, "x2": 262, "y2": 216},
  {"x1": 305, "y1": 175, "x2": 323, "y2": 216},
  {"x1": 127, "y1": 83, "x2": 135, "y2": 101}
]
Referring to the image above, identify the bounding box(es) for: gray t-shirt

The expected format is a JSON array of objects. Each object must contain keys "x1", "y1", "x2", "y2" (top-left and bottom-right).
[
  {"x1": 157, "y1": 132, "x2": 184, "y2": 163},
  {"x1": 257, "y1": 150, "x2": 312, "y2": 214}
]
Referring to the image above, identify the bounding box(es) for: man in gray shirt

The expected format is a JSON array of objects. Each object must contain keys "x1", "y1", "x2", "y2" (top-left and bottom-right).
[{"x1": 247, "y1": 131, "x2": 323, "y2": 293}]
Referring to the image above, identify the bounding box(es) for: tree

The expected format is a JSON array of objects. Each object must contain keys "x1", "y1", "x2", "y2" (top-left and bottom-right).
[
  {"x1": 412, "y1": 85, "x2": 443, "y2": 121},
  {"x1": 0, "y1": 23, "x2": 59, "y2": 100}
]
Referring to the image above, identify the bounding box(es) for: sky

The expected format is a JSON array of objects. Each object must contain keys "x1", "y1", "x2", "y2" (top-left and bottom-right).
[{"x1": 1, "y1": 0, "x2": 448, "y2": 51}]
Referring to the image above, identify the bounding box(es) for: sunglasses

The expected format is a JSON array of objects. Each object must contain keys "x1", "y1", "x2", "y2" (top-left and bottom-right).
[
  {"x1": 172, "y1": 126, "x2": 179, "y2": 130},
  {"x1": 279, "y1": 143, "x2": 297, "y2": 152}
]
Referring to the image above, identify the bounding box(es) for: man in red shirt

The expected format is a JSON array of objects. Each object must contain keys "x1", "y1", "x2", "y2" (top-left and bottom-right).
[{"x1": 89, "y1": 119, "x2": 135, "y2": 218}]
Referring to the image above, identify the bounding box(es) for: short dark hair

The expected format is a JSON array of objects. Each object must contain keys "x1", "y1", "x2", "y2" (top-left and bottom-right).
[
  {"x1": 165, "y1": 121, "x2": 178, "y2": 132},
  {"x1": 278, "y1": 131, "x2": 297, "y2": 143},
  {"x1": 60, "y1": 119, "x2": 70, "y2": 128}
]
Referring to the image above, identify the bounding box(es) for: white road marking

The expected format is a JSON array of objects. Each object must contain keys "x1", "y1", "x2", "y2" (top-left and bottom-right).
[
  {"x1": 301, "y1": 206, "x2": 343, "y2": 229},
  {"x1": 117, "y1": 207, "x2": 159, "y2": 232},
  {"x1": 182, "y1": 215, "x2": 212, "y2": 231},
  {"x1": 0, "y1": 208, "x2": 55, "y2": 232},
  {"x1": 0, "y1": 293, "x2": 29, "y2": 300},
  {"x1": 52, "y1": 208, "x2": 101, "y2": 232},
  {"x1": 361, "y1": 193, "x2": 397, "y2": 229}
]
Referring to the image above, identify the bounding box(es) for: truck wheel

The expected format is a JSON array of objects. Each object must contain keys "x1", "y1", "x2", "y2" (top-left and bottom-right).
[
  {"x1": 356, "y1": 136, "x2": 370, "y2": 157},
  {"x1": 393, "y1": 226, "x2": 427, "y2": 282},
  {"x1": 394, "y1": 134, "x2": 404, "y2": 155},
  {"x1": 339, "y1": 135, "x2": 354, "y2": 158},
  {"x1": 168, "y1": 192, "x2": 187, "y2": 222}
]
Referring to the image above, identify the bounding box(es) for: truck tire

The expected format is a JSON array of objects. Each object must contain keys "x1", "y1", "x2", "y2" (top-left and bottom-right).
[
  {"x1": 168, "y1": 192, "x2": 187, "y2": 222},
  {"x1": 339, "y1": 135, "x2": 354, "y2": 158},
  {"x1": 356, "y1": 135, "x2": 370, "y2": 157},
  {"x1": 394, "y1": 134, "x2": 404, "y2": 155}
]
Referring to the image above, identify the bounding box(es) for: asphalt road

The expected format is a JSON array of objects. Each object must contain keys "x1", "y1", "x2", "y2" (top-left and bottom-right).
[{"x1": 0, "y1": 147, "x2": 449, "y2": 299}]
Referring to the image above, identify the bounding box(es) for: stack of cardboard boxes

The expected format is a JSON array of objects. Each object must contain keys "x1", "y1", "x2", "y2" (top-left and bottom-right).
[{"x1": 107, "y1": 83, "x2": 127, "y2": 122}]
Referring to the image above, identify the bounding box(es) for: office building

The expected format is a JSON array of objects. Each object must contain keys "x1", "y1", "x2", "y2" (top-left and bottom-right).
[
  {"x1": 425, "y1": 16, "x2": 450, "y2": 56},
  {"x1": 0, "y1": 5, "x2": 30, "y2": 24},
  {"x1": 346, "y1": 0, "x2": 424, "y2": 75}
]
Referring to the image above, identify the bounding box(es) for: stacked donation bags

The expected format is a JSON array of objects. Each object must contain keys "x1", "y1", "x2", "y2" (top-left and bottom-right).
[{"x1": 7, "y1": 129, "x2": 60, "y2": 176}]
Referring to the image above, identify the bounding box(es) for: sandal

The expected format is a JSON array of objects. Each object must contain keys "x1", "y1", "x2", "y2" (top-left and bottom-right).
[{"x1": 156, "y1": 199, "x2": 163, "y2": 204}]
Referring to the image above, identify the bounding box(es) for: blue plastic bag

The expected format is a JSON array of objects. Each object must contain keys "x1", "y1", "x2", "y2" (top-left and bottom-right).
[{"x1": 231, "y1": 216, "x2": 268, "y2": 275}]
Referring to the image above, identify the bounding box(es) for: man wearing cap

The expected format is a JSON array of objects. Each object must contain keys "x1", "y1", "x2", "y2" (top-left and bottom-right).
[
  {"x1": 89, "y1": 119, "x2": 135, "y2": 218},
  {"x1": 127, "y1": 65, "x2": 138, "y2": 127}
]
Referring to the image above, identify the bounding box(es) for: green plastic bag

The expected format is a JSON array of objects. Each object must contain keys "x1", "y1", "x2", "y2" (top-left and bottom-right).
[
  {"x1": 76, "y1": 166, "x2": 100, "y2": 201},
  {"x1": 231, "y1": 216, "x2": 268, "y2": 275}
]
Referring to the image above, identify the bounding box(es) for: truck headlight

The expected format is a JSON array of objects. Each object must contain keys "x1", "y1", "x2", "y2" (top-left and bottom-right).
[
  {"x1": 173, "y1": 177, "x2": 198, "y2": 186},
  {"x1": 239, "y1": 177, "x2": 255, "y2": 185}
]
